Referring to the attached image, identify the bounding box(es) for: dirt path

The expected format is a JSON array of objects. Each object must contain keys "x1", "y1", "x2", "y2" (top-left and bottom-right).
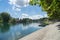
[{"x1": 19, "y1": 22, "x2": 60, "y2": 40}]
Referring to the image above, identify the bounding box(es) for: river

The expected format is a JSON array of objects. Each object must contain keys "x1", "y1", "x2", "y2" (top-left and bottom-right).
[{"x1": 0, "y1": 23, "x2": 43, "y2": 40}]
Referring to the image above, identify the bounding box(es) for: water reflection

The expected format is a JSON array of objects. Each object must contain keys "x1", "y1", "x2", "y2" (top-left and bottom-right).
[
  {"x1": 21, "y1": 22, "x2": 31, "y2": 26},
  {"x1": 0, "y1": 23, "x2": 43, "y2": 40},
  {"x1": 0, "y1": 23, "x2": 10, "y2": 33}
]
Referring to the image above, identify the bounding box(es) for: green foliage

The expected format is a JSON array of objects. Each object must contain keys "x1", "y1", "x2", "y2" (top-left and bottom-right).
[
  {"x1": 10, "y1": 18, "x2": 17, "y2": 24},
  {"x1": 0, "y1": 23, "x2": 10, "y2": 33},
  {"x1": 21, "y1": 18, "x2": 32, "y2": 23},
  {"x1": 30, "y1": 0, "x2": 60, "y2": 20},
  {"x1": 0, "y1": 16, "x2": 3, "y2": 23},
  {"x1": 0, "y1": 12, "x2": 11, "y2": 23}
]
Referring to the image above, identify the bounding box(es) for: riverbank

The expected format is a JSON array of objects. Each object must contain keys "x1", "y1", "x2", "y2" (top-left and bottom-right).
[{"x1": 19, "y1": 22, "x2": 60, "y2": 40}]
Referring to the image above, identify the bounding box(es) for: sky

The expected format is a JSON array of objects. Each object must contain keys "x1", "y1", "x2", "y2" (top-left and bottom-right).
[{"x1": 0, "y1": 0, "x2": 47, "y2": 19}]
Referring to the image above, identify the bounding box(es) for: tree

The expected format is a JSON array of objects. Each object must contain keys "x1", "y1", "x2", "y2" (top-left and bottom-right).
[
  {"x1": 30, "y1": 0, "x2": 60, "y2": 20},
  {"x1": 10, "y1": 18, "x2": 17, "y2": 24},
  {"x1": 0, "y1": 16, "x2": 2, "y2": 23},
  {"x1": 0, "y1": 12, "x2": 11, "y2": 23}
]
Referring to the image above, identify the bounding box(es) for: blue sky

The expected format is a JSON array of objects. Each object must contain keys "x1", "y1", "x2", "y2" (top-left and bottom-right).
[{"x1": 0, "y1": 0, "x2": 47, "y2": 19}]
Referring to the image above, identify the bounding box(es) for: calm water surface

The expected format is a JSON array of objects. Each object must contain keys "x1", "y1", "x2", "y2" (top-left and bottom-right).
[{"x1": 0, "y1": 23, "x2": 43, "y2": 40}]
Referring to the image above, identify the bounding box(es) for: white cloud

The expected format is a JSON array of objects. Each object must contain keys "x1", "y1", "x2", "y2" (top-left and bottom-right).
[
  {"x1": 22, "y1": 13, "x2": 29, "y2": 16},
  {"x1": 8, "y1": 0, "x2": 30, "y2": 11},
  {"x1": 29, "y1": 15, "x2": 43, "y2": 19},
  {"x1": 13, "y1": 7, "x2": 21, "y2": 11},
  {"x1": 21, "y1": 13, "x2": 29, "y2": 19},
  {"x1": 20, "y1": 13, "x2": 46, "y2": 19},
  {"x1": 8, "y1": 0, "x2": 16, "y2": 5},
  {"x1": 44, "y1": 14, "x2": 48, "y2": 17}
]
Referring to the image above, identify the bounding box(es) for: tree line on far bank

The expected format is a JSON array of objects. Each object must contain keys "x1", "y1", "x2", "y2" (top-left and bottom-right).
[
  {"x1": 0, "y1": 12, "x2": 49, "y2": 24},
  {"x1": 0, "y1": 12, "x2": 11, "y2": 23},
  {"x1": 0, "y1": 12, "x2": 19, "y2": 23}
]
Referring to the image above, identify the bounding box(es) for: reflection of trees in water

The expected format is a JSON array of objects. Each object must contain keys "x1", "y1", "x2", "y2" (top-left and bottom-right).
[
  {"x1": 0, "y1": 23, "x2": 10, "y2": 33},
  {"x1": 22, "y1": 22, "x2": 31, "y2": 26},
  {"x1": 20, "y1": 18, "x2": 32, "y2": 26}
]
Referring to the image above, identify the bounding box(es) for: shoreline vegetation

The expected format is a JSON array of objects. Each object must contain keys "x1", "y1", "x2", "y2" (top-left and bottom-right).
[
  {"x1": 0, "y1": 12, "x2": 53, "y2": 27},
  {"x1": 0, "y1": 12, "x2": 53, "y2": 26}
]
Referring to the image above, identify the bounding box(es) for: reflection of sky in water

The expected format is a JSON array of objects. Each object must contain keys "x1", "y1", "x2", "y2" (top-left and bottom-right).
[
  {"x1": 0, "y1": 23, "x2": 43, "y2": 40},
  {"x1": 21, "y1": 23, "x2": 41, "y2": 30}
]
